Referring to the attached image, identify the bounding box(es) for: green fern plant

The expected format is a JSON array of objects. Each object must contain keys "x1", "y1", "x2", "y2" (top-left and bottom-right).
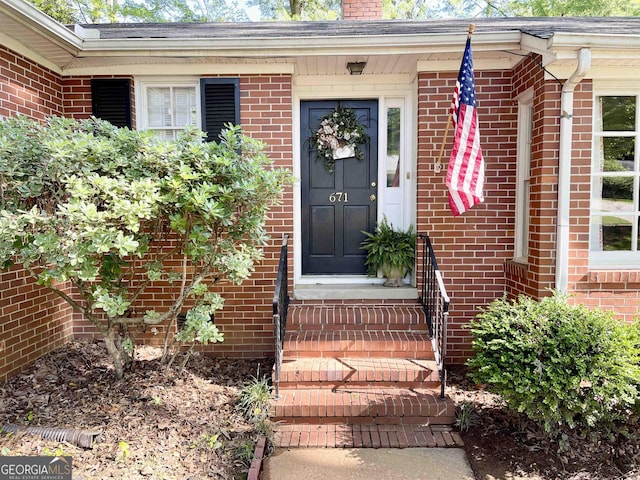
[{"x1": 360, "y1": 217, "x2": 416, "y2": 285}]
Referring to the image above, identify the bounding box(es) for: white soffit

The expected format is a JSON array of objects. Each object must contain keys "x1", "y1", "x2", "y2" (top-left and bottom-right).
[{"x1": 0, "y1": 0, "x2": 81, "y2": 72}]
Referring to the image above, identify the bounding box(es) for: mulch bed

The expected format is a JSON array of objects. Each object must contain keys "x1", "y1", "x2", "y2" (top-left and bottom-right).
[
  {"x1": 5, "y1": 341, "x2": 640, "y2": 480},
  {"x1": 0, "y1": 340, "x2": 272, "y2": 480},
  {"x1": 448, "y1": 367, "x2": 640, "y2": 480}
]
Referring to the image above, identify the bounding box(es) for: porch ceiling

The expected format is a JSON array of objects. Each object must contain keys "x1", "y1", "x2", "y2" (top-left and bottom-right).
[{"x1": 60, "y1": 50, "x2": 529, "y2": 76}]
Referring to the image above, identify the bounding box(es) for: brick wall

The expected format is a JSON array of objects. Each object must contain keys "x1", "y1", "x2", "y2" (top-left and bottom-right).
[
  {"x1": 0, "y1": 46, "x2": 64, "y2": 119},
  {"x1": 0, "y1": 46, "x2": 74, "y2": 382},
  {"x1": 342, "y1": 0, "x2": 382, "y2": 20},
  {"x1": 416, "y1": 69, "x2": 518, "y2": 364},
  {"x1": 505, "y1": 56, "x2": 560, "y2": 299},
  {"x1": 62, "y1": 75, "x2": 136, "y2": 127},
  {"x1": 68, "y1": 74, "x2": 294, "y2": 358},
  {"x1": 0, "y1": 270, "x2": 73, "y2": 381}
]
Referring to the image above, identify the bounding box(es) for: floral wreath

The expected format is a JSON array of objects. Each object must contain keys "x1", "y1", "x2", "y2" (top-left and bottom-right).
[{"x1": 311, "y1": 107, "x2": 368, "y2": 172}]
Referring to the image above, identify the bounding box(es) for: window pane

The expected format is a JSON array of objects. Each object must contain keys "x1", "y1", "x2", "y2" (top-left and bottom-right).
[
  {"x1": 603, "y1": 137, "x2": 634, "y2": 171},
  {"x1": 521, "y1": 179, "x2": 530, "y2": 257},
  {"x1": 151, "y1": 129, "x2": 178, "y2": 141},
  {"x1": 602, "y1": 176, "x2": 633, "y2": 202},
  {"x1": 147, "y1": 87, "x2": 171, "y2": 128},
  {"x1": 591, "y1": 215, "x2": 633, "y2": 251},
  {"x1": 601, "y1": 96, "x2": 635, "y2": 131},
  {"x1": 386, "y1": 107, "x2": 401, "y2": 187},
  {"x1": 173, "y1": 87, "x2": 197, "y2": 127}
]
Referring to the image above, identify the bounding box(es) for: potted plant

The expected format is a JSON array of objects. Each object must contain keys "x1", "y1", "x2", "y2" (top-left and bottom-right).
[{"x1": 360, "y1": 217, "x2": 416, "y2": 287}]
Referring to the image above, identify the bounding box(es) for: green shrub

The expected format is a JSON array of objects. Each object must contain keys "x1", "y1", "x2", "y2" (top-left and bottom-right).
[
  {"x1": 466, "y1": 292, "x2": 640, "y2": 436},
  {"x1": 0, "y1": 116, "x2": 292, "y2": 379}
]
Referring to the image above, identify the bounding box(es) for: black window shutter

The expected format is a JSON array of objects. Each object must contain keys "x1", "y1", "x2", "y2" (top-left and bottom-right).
[
  {"x1": 91, "y1": 79, "x2": 132, "y2": 128},
  {"x1": 200, "y1": 78, "x2": 240, "y2": 143}
]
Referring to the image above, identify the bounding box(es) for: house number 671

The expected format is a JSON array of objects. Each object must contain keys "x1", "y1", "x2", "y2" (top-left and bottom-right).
[{"x1": 329, "y1": 192, "x2": 349, "y2": 203}]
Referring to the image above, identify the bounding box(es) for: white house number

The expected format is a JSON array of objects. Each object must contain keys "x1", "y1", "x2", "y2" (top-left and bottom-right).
[{"x1": 328, "y1": 192, "x2": 349, "y2": 203}]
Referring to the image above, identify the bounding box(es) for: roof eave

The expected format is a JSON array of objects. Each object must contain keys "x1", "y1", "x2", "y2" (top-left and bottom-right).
[
  {"x1": 1, "y1": 0, "x2": 83, "y2": 53},
  {"x1": 78, "y1": 31, "x2": 524, "y2": 58}
]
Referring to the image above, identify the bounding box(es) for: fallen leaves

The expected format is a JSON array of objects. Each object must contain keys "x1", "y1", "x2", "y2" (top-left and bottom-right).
[{"x1": 0, "y1": 340, "x2": 272, "y2": 480}]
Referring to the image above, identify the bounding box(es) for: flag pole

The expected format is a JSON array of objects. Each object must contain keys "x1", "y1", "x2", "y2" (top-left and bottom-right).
[{"x1": 435, "y1": 23, "x2": 476, "y2": 172}]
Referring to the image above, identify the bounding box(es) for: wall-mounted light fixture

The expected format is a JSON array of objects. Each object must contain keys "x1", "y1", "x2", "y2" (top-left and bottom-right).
[{"x1": 346, "y1": 61, "x2": 367, "y2": 75}]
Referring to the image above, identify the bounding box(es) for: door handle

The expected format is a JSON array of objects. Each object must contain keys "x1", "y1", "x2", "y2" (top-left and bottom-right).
[{"x1": 370, "y1": 194, "x2": 376, "y2": 202}]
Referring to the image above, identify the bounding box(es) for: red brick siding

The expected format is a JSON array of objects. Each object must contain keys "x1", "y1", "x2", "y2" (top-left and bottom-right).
[
  {"x1": 504, "y1": 56, "x2": 562, "y2": 300},
  {"x1": 0, "y1": 271, "x2": 73, "y2": 382},
  {"x1": 0, "y1": 46, "x2": 64, "y2": 120},
  {"x1": 416, "y1": 69, "x2": 518, "y2": 364},
  {"x1": 0, "y1": 47, "x2": 75, "y2": 381},
  {"x1": 63, "y1": 75, "x2": 136, "y2": 127},
  {"x1": 71, "y1": 74, "x2": 294, "y2": 358},
  {"x1": 342, "y1": 0, "x2": 382, "y2": 20}
]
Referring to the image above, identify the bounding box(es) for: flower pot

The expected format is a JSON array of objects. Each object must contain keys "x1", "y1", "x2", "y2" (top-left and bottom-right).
[{"x1": 381, "y1": 264, "x2": 407, "y2": 288}]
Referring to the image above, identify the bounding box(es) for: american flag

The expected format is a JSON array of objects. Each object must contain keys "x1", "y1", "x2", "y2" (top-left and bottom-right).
[{"x1": 446, "y1": 34, "x2": 485, "y2": 216}]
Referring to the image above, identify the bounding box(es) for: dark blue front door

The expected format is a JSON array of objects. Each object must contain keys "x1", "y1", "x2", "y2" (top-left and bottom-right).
[{"x1": 301, "y1": 100, "x2": 378, "y2": 275}]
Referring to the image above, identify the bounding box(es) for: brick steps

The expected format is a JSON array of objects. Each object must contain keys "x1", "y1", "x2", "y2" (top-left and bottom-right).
[
  {"x1": 283, "y1": 330, "x2": 434, "y2": 359},
  {"x1": 272, "y1": 301, "x2": 454, "y2": 448},
  {"x1": 271, "y1": 387, "x2": 455, "y2": 425},
  {"x1": 288, "y1": 304, "x2": 426, "y2": 331},
  {"x1": 275, "y1": 424, "x2": 463, "y2": 449},
  {"x1": 278, "y1": 357, "x2": 440, "y2": 389}
]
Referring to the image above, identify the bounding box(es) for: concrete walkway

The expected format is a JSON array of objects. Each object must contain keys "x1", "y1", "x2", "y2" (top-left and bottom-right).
[{"x1": 262, "y1": 447, "x2": 475, "y2": 480}]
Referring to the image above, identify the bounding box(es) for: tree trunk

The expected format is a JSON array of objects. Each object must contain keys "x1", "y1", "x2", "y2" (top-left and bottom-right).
[
  {"x1": 290, "y1": 0, "x2": 301, "y2": 16},
  {"x1": 104, "y1": 328, "x2": 126, "y2": 379}
]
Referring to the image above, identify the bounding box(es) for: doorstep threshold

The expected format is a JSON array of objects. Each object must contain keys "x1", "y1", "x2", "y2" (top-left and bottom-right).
[{"x1": 293, "y1": 283, "x2": 418, "y2": 301}]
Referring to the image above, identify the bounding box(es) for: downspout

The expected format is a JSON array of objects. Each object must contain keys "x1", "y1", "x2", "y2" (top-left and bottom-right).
[{"x1": 555, "y1": 48, "x2": 591, "y2": 291}]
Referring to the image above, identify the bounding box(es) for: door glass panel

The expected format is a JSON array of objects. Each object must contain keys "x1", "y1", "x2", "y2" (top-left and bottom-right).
[{"x1": 386, "y1": 107, "x2": 401, "y2": 187}]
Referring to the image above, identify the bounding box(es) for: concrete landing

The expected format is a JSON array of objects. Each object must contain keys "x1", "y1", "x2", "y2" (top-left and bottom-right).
[{"x1": 262, "y1": 447, "x2": 475, "y2": 480}]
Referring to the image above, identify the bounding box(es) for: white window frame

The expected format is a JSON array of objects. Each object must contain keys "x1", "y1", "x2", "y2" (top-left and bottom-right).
[
  {"x1": 514, "y1": 89, "x2": 533, "y2": 263},
  {"x1": 135, "y1": 77, "x2": 201, "y2": 139},
  {"x1": 590, "y1": 87, "x2": 640, "y2": 268}
]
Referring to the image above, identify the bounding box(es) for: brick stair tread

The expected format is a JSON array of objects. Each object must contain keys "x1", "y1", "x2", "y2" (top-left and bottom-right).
[
  {"x1": 283, "y1": 330, "x2": 434, "y2": 359},
  {"x1": 277, "y1": 357, "x2": 440, "y2": 386},
  {"x1": 270, "y1": 387, "x2": 455, "y2": 421},
  {"x1": 288, "y1": 304, "x2": 426, "y2": 330},
  {"x1": 273, "y1": 423, "x2": 464, "y2": 448}
]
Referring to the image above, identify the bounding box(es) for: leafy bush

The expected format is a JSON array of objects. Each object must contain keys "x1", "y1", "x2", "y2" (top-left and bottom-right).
[
  {"x1": 0, "y1": 116, "x2": 292, "y2": 378},
  {"x1": 466, "y1": 292, "x2": 640, "y2": 436}
]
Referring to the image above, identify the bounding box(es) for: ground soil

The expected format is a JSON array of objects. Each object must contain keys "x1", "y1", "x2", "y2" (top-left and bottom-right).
[
  {"x1": 4, "y1": 341, "x2": 640, "y2": 480},
  {"x1": 0, "y1": 340, "x2": 272, "y2": 480},
  {"x1": 448, "y1": 367, "x2": 640, "y2": 480}
]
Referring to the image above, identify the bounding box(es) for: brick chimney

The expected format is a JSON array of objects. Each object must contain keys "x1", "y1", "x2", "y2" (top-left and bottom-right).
[{"x1": 342, "y1": 0, "x2": 382, "y2": 20}]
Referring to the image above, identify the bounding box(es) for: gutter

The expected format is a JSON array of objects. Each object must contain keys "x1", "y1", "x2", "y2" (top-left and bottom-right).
[
  {"x1": 77, "y1": 31, "x2": 523, "y2": 58},
  {"x1": 555, "y1": 48, "x2": 591, "y2": 291}
]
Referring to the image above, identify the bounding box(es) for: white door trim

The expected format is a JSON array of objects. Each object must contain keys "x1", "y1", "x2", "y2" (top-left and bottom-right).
[{"x1": 292, "y1": 77, "x2": 416, "y2": 286}]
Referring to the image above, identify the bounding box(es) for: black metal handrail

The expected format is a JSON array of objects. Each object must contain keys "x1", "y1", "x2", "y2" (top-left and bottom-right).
[
  {"x1": 272, "y1": 234, "x2": 289, "y2": 398},
  {"x1": 418, "y1": 234, "x2": 450, "y2": 398}
]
